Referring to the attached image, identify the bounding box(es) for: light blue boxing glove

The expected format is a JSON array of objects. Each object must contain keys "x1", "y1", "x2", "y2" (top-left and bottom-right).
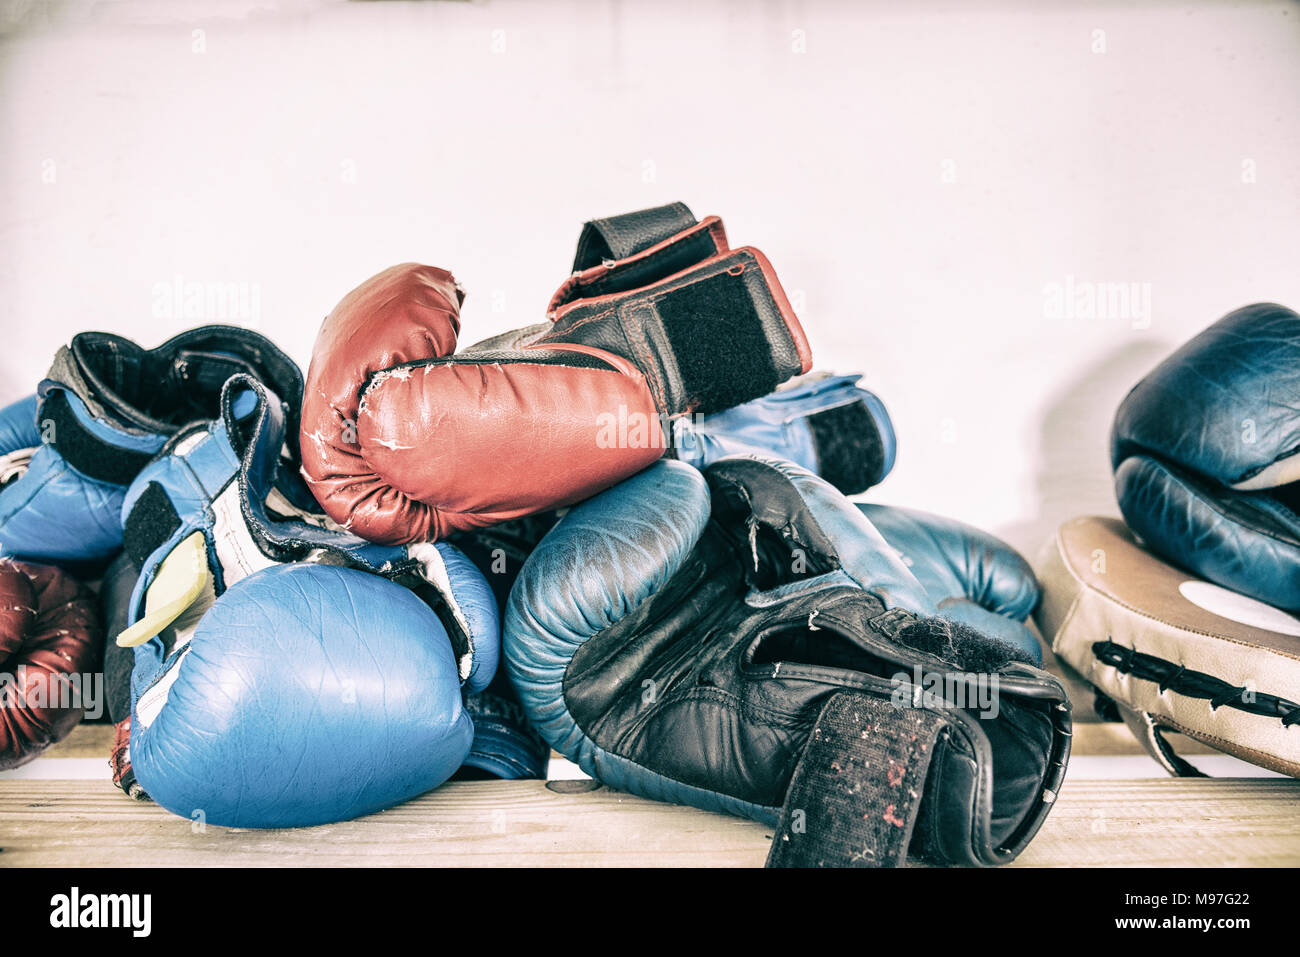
[
  {"x1": 672, "y1": 372, "x2": 896, "y2": 495},
  {"x1": 0, "y1": 327, "x2": 302, "y2": 564},
  {"x1": 118, "y1": 373, "x2": 499, "y2": 829},
  {"x1": 857, "y1": 504, "x2": 1043, "y2": 666}
]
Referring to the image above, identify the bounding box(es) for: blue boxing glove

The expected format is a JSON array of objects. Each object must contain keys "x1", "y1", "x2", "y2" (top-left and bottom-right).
[
  {"x1": 673, "y1": 372, "x2": 896, "y2": 494},
  {"x1": 857, "y1": 504, "x2": 1043, "y2": 665},
  {"x1": 450, "y1": 515, "x2": 559, "y2": 781},
  {"x1": 0, "y1": 392, "x2": 128, "y2": 562},
  {"x1": 131, "y1": 564, "x2": 475, "y2": 828},
  {"x1": 0, "y1": 395, "x2": 41, "y2": 458},
  {"x1": 0, "y1": 326, "x2": 301, "y2": 564},
  {"x1": 119, "y1": 374, "x2": 498, "y2": 828},
  {"x1": 1111, "y1": 303, "x2": 1300, "y2": 610}
]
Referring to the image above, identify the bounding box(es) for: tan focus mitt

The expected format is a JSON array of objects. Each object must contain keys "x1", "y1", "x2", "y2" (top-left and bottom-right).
[{"x1": 1036, "y1": 516, "x2": 1300, "y2": 777}]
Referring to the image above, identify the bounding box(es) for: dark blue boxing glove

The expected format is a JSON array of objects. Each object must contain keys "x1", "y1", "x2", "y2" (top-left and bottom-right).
[
  {"x1": 504, "y1": 455, "x2": 1070, "y2": 867},
  {"x1": 1112, "y1": 303, "x2": 1300, "y2": 610},
  {"x1": 450, "y1": 514, "x2": 559, "y2": 781}
]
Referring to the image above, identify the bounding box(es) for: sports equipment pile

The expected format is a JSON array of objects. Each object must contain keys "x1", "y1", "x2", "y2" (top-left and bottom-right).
[{"x1": 3, "y1": 203, "x2": 1294, "y2": 866}]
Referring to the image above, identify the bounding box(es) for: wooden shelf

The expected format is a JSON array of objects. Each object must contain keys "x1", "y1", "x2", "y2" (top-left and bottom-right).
[
  {"x1": 4, "y1": 721, "x2": 1293, "y2": 867},
  {"x1": 2, "y1": 776, "x2": 1297, "y2": 867}
]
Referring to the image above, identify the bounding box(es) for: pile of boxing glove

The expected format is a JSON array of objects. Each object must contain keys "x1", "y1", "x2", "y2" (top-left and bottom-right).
[
  {"x1": 1036, "y1": 304, "x2": 1300, "y2": 776},
  {"x1": 0, "y1": 202, "x2": 1072, "y2": 867}
]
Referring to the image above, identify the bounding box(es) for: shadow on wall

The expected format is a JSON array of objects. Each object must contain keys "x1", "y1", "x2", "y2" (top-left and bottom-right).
[{"x1": 998, "y1": 337, "x2": 1172, "y2": 566}]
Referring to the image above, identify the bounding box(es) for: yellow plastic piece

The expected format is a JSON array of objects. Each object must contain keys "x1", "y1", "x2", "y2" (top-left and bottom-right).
[{"x1": 115, "y1": 531, "x2": 209, "y2": 647}]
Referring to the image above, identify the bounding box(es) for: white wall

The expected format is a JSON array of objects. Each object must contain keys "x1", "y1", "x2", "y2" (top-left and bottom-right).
[{"x1": 3, "y1": 0, "x2": 1298, "y2": 557}]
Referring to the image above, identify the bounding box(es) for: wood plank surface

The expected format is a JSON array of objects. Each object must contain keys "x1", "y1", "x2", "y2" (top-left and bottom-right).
[
  {"x1": 39, "y1": 719, "x2": 1221, "y2": 765},
  {"x1": 2, "y1": 776, "x2": 1296, "y2": 868}
]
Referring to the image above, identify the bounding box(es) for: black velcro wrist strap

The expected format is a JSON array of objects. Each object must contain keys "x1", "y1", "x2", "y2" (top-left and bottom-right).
[
  {"x1": 571, "y1": 202, "x2": 698, "y2": 271},
  {"x1": 806, "y1": 399, "x2": 886, "y2": 495},
  {"x1": 545, "y1": 248, "x2": 808, "y2": 415},
  {"x1": 40, "y1": 390, "x2": 157, "y2": 486},
  {"x1": 549, "y1": 212, "x2": 730, "y2": 316},
  {"x1": 767, "y1": 691, "x2": 950, "y2": 868},
  {"x1": 122, "y1": 480, "x2": 183, "y2": 569}
]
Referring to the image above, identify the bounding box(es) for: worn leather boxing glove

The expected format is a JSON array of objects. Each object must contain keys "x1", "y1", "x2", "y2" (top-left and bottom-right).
[
  {"x1": 300, "y1": 203, "x2": 812, "y2": 544},
  {"x1": 0, "y1": 326, "x2": 301, "y2": 564},
  {"x1": 455, "y1": 671, "x2": 550, "y2": 780},
  {"x1": 100, "y1": 552, "x2": 147, "y2": 798},
  {"x1": 673, "y1": 372, "x2": 897, "y2": 494},
  {"x1": 0, "y1": 559, "x2": 102, "y2": 769},
  {"x1": 858, "y1": 504, "x2": 1043, "y2": 664},
  {"x1": 119, "y1": 374, "x2": 499, "y2": 827},
  {"x1": 104, "y1": 507, "x2": 538, "y2": 798},
  {"x1": 1111, "y1": 303, "x2": 1300, "y2": 610},
  {"x1": 638, "y1": 363, "x2": 1040, "y2": 660},
  {"x1": 448, "y1": 515, "x2": 558, "y2": 779},
  {"x1": 467, "y1": 502, "x2": 1045, "y2": 673},
  {"x1": 505, "y1": 456, "x2": 1070, "y2": 867}
]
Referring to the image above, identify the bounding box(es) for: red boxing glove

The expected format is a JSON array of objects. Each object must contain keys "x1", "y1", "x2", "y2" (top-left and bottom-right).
[
  {"x1": 300, "y1": 204, "x2": 812, "y2": 544},
  {"x1": 300, "y1": 263, "x2": 463, "y2": 543},
  {"x1": 0, "y1": 560, "x2": 102, "y2": 769}
]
